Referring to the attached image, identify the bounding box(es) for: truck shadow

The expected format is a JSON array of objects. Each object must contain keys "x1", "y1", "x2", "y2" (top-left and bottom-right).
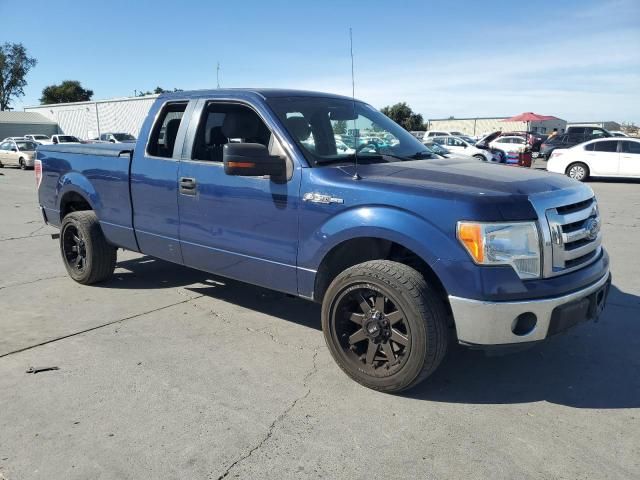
[
  {"x1": 408, "y1": 284, "x2": 640, "y2": 409},
  {"x1": 105, "y1": 255, "x2": 322, "y2": 331},
  {"x1": 106, "y1": 256, "x2": 638, "y2": 408}
]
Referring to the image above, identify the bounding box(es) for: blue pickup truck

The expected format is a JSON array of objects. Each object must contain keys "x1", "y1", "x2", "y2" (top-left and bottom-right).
[{"x1": 35, "y1": 89, "x2": 610, "y2": 392}]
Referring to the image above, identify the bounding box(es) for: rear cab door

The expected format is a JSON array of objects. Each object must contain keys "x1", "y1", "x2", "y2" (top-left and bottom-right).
[{"x1": 130, "y1": 97, "x2": 196, "y2": 263}]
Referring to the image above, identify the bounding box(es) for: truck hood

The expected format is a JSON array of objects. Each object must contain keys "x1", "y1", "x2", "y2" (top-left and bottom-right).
[{"x1": 338, "y1": 158, "x2": 577, "y2": 197}]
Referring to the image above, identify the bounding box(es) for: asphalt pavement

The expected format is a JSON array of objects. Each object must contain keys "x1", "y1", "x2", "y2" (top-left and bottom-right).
[{"x1": 0, "y1": 165, "x2": 638, "y2": 479}]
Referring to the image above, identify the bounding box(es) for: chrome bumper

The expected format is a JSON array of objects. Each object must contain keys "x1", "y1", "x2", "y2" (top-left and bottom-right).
[{"x1": 449, "y1": 270, "x2": 611, "y2": 346}]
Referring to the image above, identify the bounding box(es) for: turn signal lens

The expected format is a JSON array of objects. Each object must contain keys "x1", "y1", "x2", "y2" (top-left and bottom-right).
[{"x1": 457, "y1": 222, "x2": 484, "y2": 263}]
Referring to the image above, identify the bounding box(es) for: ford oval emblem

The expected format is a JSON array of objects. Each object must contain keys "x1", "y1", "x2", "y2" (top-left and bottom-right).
[{"x1": 585, "y1": 218, "x2": 600, "y2": 241}]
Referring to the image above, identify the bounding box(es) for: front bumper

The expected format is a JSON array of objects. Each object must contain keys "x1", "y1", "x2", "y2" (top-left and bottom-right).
[{"x1": 449, "y1": 270, "x2": 611, "y2": 346}]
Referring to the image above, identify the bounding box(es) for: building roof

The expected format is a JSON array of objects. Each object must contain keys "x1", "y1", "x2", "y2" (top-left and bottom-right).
[{"x1": 0, "y1": 111, "x2": 57, "y2": 124}]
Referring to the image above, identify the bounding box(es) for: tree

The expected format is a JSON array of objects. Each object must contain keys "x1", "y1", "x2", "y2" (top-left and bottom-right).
[
  {"x1": 332, "y1": 119, "x2": 347, "y2": 134},
  {"x1": 40, "y1": 80, "x2": 93, "y2": 104},
  {"x1": 380, "y1": 102, "x2": 424, "y2": 131},
  {"x1": 0, "y1": 42, "x2": 37, "y2": 111},
  {"x1": 137, "y1": 86, "x2": 183, "y2": 97}
]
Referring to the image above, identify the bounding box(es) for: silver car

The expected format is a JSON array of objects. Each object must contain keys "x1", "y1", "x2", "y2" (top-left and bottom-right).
[{"x1": 0, "y1": 139, "x2": 37, "y2": 169}]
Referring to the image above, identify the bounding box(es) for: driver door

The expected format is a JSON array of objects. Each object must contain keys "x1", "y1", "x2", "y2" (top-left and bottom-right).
[{"x1": 177, "y1": 99, "x2": 301, "y2": 295}]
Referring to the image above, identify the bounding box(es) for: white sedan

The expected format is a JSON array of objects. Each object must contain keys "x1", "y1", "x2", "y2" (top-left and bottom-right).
[
  {"x1": 430, "y1": 135, "x2": 494, "y2": 161},
  {"x1": 546, "y1": 138, "x2": 640, "y2": 181},
  {"x1": 489, "y1": 136, "x2": 527, "y2": 153}
]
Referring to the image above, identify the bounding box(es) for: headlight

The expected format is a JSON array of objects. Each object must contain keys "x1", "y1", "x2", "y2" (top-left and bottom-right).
[{"x1": 457, "y1": 221, "x2": 541, "y2": 279}]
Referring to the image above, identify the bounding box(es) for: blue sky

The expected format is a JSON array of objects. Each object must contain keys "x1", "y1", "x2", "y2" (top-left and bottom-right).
[{"x1": 1, "y1": 0, "x2": 639, "y2": 123}]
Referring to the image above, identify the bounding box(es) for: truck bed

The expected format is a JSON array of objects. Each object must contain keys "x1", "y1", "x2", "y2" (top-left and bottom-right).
[{"x1": 37, "y1": 143, "x2": 138, "y2": 251}]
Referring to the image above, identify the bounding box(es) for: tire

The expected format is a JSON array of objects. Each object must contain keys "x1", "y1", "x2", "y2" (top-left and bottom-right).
[
  {"x1": 321, "y1": 260, "x2": 448, "y2": 393},
  {"x1": 60, "y1": 211, "x2": 117, "y2": 284},
  {"x1": 19, "y1": 158, "x2": 26, "y2": 170},
  {"x1": 473, "y1": 154, "x2": 487, "y2": 162},
  {"x1": 566, "y1": 162, "x2": 589, "y2": 182}
]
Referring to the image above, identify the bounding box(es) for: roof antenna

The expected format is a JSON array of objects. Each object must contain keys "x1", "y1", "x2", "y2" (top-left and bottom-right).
[
  {"x1": 216, "y1": 62, "x2": 221, "y2": 89},
  {"x1": 349, "y1": 27, "x2": 361, "y2": 180}
]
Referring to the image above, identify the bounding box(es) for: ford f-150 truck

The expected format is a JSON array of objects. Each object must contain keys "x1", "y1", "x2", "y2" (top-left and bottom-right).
[{"x1": 35, "y1": 89, "x2": 610, "y2": 392}]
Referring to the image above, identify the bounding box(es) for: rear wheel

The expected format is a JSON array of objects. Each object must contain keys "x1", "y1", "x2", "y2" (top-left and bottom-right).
[
  {"x1": 60, "y1": 211, "x2": 117, "y2": 284},
  {"x1": 566, "y1": 162, "x2": 589, "y2": 182},
  {"x1": 321, "y1": 260, "x2": 448, "y2": 393}
]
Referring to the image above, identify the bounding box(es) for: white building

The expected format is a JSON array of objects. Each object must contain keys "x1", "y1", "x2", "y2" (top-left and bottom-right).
[
  {"x1": 24, "y1": 95, "x2": 159, "y2": 140},
  {"x1": 426, "y1": 116, "x2": 567, "y2": 136}
]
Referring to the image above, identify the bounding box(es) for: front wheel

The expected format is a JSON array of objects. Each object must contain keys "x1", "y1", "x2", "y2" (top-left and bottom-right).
[
  {"x1": 321, "y1": 260, "x2": 449, "y2": 393},
  {"x1": 473, "y1": 154, "x2": 487, "y2": 162},
  {"x1": 566, "y1": 162, "x2": 589, "y2": 182},
  {"x1": 19, "y1": 158, "x2": 27, "y2": 170},
  {"x1": 60, "y1": 211, "x2": 117, "y2": 284}
]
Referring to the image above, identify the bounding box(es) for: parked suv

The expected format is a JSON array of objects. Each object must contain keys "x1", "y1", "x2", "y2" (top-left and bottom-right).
[
  {"x1": 99, "y1": 132, "x2": 137, "y2": 143},
  {"x1": 24, "y1": 134, "x2": 54, "y2": 145},
  {"x1": 540, "y1": 134, "x2": 582, "y2": 159},
  {"x1": 565, "y1": 125, "x2": 611, "y2": 143}
]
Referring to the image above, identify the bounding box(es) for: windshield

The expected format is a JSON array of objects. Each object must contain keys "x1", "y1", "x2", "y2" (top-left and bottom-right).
[
  {"x1": 113, "y1": 133, "x2": 136, "y2": 141},
  {"x1": 267, "y1": 96, "x2": 434, "y2": 166},
  {"x1": 16, "y1": 141, "x2": 38, "y2": 151},
  {"x1": 58, "y1": 136, "x2": 80, "y2": 142},
  {"x1": 459, "y1": 136, "x2": 476, "y2": 144}
]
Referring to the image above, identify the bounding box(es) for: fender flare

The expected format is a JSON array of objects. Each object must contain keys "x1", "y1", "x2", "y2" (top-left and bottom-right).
[
  {"x1": 56, "y1": 172, "x2": 101, "y2": 220},
  {"x1": 300, "y1": 205, "x2": 467, "y2": 295}
]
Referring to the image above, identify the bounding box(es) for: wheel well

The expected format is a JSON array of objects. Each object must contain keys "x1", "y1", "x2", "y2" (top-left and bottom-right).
[
  {"x1": 60, "y1": 192, "x2": 92, "y2": 221},
  {"x1": 314, "y1": 238, "x2": 449, "y2": 310}
]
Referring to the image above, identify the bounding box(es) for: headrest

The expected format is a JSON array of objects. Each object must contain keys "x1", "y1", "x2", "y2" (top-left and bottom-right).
[
  {"x1": 221, "y1": 112, "x2": 259, "y2": 139},
  {"x1": 286, "y1": 116, "x2": 311, "y2": 141},
  {"x1": 209, "y1": 126, "x2": 227, "y2": 145}
]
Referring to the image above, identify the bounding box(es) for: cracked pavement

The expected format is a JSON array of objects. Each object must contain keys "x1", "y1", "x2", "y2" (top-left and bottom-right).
[{"x1": 0, "y1": 167, "x2": 639, "y2": 479}]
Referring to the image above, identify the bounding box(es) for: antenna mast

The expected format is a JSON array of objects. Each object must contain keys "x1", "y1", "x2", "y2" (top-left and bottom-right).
[
  {"x1": 349, "y1": 27, "x2": 360, "y2": 180},
  {"x1": 216, "y1": 62, "x2": 221, "y2": 89}
]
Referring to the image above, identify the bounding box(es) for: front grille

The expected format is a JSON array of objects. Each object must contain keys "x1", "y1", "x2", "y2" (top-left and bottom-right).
[{"x1": 545, "y1": 196, "x2": 601, "y2": 275}]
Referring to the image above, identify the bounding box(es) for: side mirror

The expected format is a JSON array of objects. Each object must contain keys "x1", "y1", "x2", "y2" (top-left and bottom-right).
[
  {"x1": 223, "y1": 143, "x2": 285, "y2": 178},
  {"x1": 53, "y1": 138, "x2": 58, "y2": 144},
  {"x1": 11, "y1": 147, "x2": 17, "y2": 152},
  {"x1": 109, "y1": 139, "x2": 115, "y2": 143}
]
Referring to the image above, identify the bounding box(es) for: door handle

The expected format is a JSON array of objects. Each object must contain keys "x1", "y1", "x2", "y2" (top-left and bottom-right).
[{"x1": 179, "y1": 177, "x2": 197, "y2": 195}]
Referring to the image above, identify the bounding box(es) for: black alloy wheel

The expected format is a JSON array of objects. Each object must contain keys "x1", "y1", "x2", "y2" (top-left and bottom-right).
[
  {"x1": 62, "y1": 223, "x2": 88, "y2": 274},
  {"x1": 332, "y1": 285, "x2": 411, "y2": 376}
]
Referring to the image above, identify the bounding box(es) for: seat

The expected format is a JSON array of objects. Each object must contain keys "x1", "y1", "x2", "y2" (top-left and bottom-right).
[
  {"x1": 221, "y1": 111, "x2": 269, "y2": 145},
  {"x1": 163, "y1": 118, "x2": 181, "y2": 157},
  {"x1": 207, "y1": 126, "x2": 228, "y2": 162}
]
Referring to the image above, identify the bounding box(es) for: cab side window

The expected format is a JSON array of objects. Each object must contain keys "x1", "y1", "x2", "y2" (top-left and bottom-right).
[
  {"x1": 191, "y1": 103, "x2": 272, "y2": 162},
  {"x1": 147, "y1": 102, "x2": 188, "y2": 158}
]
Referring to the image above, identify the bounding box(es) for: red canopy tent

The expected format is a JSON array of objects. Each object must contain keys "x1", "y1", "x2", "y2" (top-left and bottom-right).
[{"x1": 502, "y1": 112, "x2": 557, "y2": 122}]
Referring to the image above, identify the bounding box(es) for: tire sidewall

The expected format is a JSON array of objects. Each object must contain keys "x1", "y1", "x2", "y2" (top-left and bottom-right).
[
  {"x1": 567, "y1": 162, "x2": 588, "y2": 181},
  {"x1": 60, "y1": 214, "x2": 96, "y2": 283},
  {"x1": 322, "y1": 268, "x2": 429, "y2": 392}
]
